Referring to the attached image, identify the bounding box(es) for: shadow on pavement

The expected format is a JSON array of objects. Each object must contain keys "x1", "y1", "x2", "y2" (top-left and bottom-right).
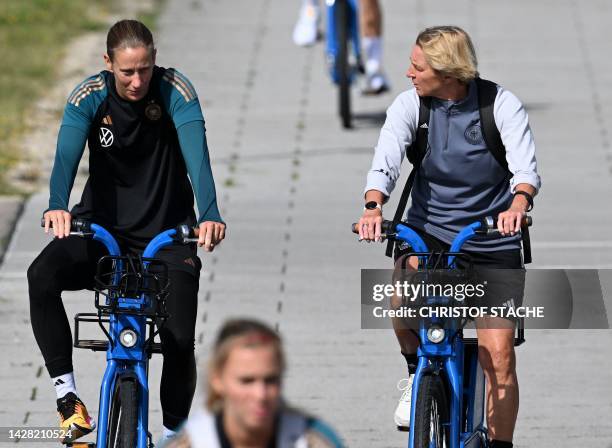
[
  {"x1": 352, "y1": 110, "x2": 387, "y2": 129},
  {"x1": 212, "y1": 146, "x2": 372, "y2": 164}
]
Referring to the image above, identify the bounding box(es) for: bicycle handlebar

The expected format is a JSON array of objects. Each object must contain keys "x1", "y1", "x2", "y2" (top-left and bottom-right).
[
  {"x1": 41, "y1": 218, "x2": 200, "y2": 250},
  {"x1": 351, "y1": 215, "x2": 532, "y2": 236},
  {"x1": 41, "y1": 219, "x2": 200, "y2": 240},
  {"x1": 351, "y1": 215, "x2": 532, "y2": 243}
]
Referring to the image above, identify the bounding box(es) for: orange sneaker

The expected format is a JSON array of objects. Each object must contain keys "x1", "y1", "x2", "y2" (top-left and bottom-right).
[{"x1": 57, "y1": 392, "x2": 96, "y2": 444}]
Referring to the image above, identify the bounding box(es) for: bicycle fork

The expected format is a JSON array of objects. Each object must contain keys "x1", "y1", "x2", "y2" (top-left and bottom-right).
[
  {"x1": 408, "y1": 328, "x2": 494, "y2": 448},
  {"x1": 96, "y1": 313, "x2": 151, "y2": 448},
  {"x1": 408, "y1": 339, "x2": 464, "y2": 448}
]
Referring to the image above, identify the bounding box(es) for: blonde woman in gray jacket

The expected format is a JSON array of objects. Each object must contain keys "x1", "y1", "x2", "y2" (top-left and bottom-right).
[{"x1": 357, "y1": 26, "x2": 540, "y2": 448}]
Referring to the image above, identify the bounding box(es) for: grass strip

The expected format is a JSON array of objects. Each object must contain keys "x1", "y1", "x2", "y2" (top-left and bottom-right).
[{"x1": 0, "y1": 0, "x2": 106, "y2": 194}]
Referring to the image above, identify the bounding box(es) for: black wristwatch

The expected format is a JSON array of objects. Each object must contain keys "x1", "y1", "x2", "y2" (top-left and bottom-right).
[
  {"x1": 364, "y1": 201, "x2": 382, "y2": 211},
  {"x1": 514, "y1": 191, "x2": 534, "y2": 212}
]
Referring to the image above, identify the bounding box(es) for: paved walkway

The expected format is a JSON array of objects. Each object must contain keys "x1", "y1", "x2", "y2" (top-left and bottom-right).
[{"x1": 1, "y1": 0, "x2": 611, "y2": 446}]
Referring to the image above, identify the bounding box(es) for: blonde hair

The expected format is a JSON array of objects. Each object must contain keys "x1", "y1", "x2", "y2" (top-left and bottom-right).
[
  {"x1": 416, "y1": 26, "x2": 479, "y2": 83},
  {"x1": 206, "y1": 319, "x2": 285, "y2": 412}
]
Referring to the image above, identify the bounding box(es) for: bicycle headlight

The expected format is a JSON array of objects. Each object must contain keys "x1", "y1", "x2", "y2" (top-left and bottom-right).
[
  {"x1": 427, "y1": 325, "x2": 445, "y2": 344},
  {"x1": 119, "y1": 328, "x2": 138, "y2": 348}
]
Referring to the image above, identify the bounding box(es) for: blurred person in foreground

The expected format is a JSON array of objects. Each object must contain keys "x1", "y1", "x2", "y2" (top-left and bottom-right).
[{"x1": 163, "y1": 319, "x2": 344, "y2": 448}]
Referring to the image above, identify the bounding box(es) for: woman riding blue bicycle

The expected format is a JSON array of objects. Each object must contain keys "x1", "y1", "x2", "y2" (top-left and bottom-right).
[
  {"x1": 27, "y1": 19, "x2": 225, "y2": 444},
  {"x1": 357, "y1": 26, "x2": 541, "y2": 448}
]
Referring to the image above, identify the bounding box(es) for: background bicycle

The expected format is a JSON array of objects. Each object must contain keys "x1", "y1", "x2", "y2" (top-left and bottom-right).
[{"x1": 326, "y1": 0, "x2": 362, "y2": 128}]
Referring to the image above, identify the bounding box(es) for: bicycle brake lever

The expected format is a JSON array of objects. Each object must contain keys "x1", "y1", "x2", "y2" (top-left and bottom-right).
[{"x1": 69, "y1": 231, "x2": 94, "y2": 238}]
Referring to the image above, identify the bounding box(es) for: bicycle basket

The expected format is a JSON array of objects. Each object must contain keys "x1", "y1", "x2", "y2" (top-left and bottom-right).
[
  {"x1": 94, "y1": 255, "x2": 170, "y2": 317},
  {"x1": 394, "y1": 251, "x2": 478, "y2": 329}
]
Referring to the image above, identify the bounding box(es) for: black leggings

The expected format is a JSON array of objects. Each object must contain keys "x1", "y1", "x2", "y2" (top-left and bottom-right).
[{"x1": 28, "y1": 236, "x2": 201, "y2": 429}]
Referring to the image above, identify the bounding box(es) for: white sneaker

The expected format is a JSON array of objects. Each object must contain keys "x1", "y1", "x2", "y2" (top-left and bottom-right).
[
  {"x1": 394, "y1": 375, "x2": 414, "y2": 430},
  {"x1": 292, "y1": 4, "x2": 320, "y2": 47},
  {"x1": 362, "y1": 71, "x2": 390, "y2": 95}
]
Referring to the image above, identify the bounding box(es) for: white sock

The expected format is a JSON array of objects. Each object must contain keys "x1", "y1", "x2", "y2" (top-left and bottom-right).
[
  {"x1": 162, "y1": 426, "x2": 177, "y2": 440},
  {"x1": 52, "y1": 372, "x2": 77, "y2": 399},
  {"x1": 363, "y1": 36, "x2": 383, "y2": 75},
  {"x1": 301, "y1": 0, "x2": 318, "y2": 8}
]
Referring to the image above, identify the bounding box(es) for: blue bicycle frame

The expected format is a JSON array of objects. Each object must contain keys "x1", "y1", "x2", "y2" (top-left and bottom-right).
[
  {"x1": 394, "y1": 221, "x2": 490, "y2": 448},
  {"x1": 325, "y1": 0, "x2": 361, "y2": 84},
  {"x1": 83, "y1": 224, "x2": 181, "y2": 448}
]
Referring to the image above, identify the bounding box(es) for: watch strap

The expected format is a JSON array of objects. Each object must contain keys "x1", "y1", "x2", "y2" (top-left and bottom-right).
[{"x1": 514, "y1": 190, "x2": 534, "y2": 212}]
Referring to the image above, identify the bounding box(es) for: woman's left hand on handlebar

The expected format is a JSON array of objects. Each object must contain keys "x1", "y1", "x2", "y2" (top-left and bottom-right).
[
  {"x1": 198, "y1": 221, "x2": 226, "y2": 252},
  {"x1": 497, "y1": 206, "x2": 526, "y2": 236}
]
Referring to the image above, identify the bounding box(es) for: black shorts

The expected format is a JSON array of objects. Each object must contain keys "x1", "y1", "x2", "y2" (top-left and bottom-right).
[
  {"x1": 393, "y1": 226, "x2": 525, "y2": 313},
  {"x1": 115, "y1": 238, "x2": 202, "y2": 277}
]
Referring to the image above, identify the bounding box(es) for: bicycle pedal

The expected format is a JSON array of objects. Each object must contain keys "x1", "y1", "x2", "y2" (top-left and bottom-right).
[{"x1": 396, "y1": 425, "x2": 410, "y2": 432}]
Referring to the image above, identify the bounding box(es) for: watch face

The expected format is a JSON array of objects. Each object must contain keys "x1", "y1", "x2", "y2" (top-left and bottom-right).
[{"x1": 365, "y1": 201, "x2": 379, "y2": 210}]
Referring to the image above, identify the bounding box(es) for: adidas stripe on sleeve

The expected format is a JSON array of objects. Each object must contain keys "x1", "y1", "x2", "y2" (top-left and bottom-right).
[
  {"x1": 48, "y1": 74, "x2": 107, "y2": 211},
  {"x1": 160, "y1": 68, "x2": 204, "y2": 129}
]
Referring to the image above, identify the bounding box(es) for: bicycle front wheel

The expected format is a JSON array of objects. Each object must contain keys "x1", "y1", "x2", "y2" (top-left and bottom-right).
[
  {"x1": 335, "y1": 0, "x2": 351, "y2": 128},
  {"x1": 106, "y1": 377, "x2": 138, "y2": 448},
  {"x1": 413, "y1": 375, "x2": 450, "y2": 448}
]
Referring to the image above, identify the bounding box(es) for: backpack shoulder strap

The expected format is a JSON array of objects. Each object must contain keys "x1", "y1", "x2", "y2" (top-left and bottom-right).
[
  {"x1": 476, "y1": 78, "x2": 532, "y2": 263},
  {"x1": 385, "y1": 96, "x2": 431, "y2": 257},
  {"x1": 475, "y1": 78, "x2": 509, "y2": 174},
  {"x1": 406, "y1": 96, "x2": 432, "y2": 165}
]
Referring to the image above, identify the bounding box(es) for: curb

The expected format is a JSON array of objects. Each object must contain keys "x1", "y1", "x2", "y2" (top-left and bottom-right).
[{"x1": 0, "y1": 195, "x2": 26, "y2": 267}]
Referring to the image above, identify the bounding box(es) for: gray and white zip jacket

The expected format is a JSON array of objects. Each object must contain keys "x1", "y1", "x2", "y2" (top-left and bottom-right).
[{"x1": 364, "y1": 80, "x2": 541, "y2": 251}]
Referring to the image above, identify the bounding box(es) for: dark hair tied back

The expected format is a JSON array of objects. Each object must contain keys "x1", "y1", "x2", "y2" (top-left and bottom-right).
[{"x1": 106, "y1": 19, "x2": 154, "y2": 61}]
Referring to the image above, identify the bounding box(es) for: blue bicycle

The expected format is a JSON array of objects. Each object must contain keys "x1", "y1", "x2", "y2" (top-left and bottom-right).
[
  {"x1": 44, "y1": 219, "x2": 198, "y2": 448},
  {"x1": 354, "y1": 216, "x2": 530, "y2": 448},
  {"x1": 326, "y1": 0, "x2": 363, "y2": 128}
]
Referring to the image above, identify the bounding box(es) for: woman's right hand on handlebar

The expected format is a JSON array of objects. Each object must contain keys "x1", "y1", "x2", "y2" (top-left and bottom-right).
[
  {"x1": 43, "y1": 210, "x2": 71, "y2": 238},
  {"x1": 358, "y1": 209, "x2": 383, "y2": 242}
]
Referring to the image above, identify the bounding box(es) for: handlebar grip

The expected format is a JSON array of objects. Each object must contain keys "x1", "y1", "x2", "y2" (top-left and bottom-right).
[
  {"x1": 478, "y1": 215, "x2": 532, "y2": 236},
  {"x1": 176, "y1": 224, "x2": 200, "y2": 243},
  {"x1": 481, "y1": 215, "x2": 532, "y2": 230},
  {"x1": 351, "y1": 220, "x2": 396, "y2": 235},
  {"x1": 40, "y1": 217, "x2": 91, "y2": 233}
]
